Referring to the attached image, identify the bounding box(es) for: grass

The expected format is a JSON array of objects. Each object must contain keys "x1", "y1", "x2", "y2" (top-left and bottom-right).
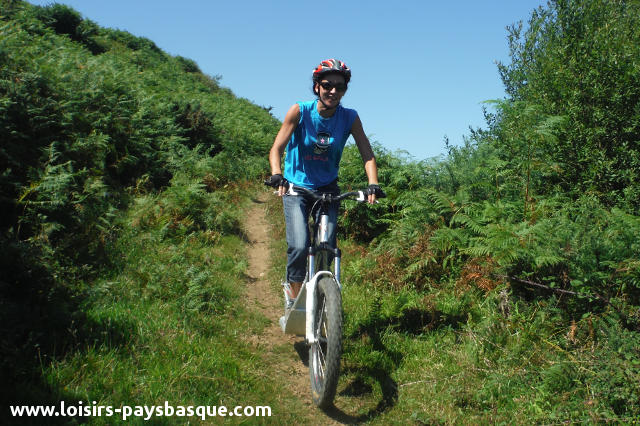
[
  {"x1": 6, "y1": 184, "x2": 301, "y2": 425},
  {"x1": 7, "y1": 186, "x2": 639, "y2": 425},
  {"x1": 335, "y1": 238, "x2": 640, "y2": 424},
  {"x1": 259, "y1": 191, "x2": 640, "y2": 424}
]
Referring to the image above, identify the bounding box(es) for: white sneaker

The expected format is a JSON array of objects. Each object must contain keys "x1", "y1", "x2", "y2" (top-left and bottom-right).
[{"x1": 282, "y1": 282, "x2": 295, "y2": 309}]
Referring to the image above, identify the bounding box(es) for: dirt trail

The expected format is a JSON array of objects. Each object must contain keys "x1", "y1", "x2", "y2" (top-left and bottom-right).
[
  {"x1": 243, "y1": 191, "x2": 378, "y2": 425},
  {"x1": 242, "y1": 191, "x2": 316, "y2": 413}
]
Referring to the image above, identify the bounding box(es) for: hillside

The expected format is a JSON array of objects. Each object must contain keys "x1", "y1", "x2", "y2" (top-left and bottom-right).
[
  {"x1": 2, "y1": 0, "x2": 640, "y2": 424},
  {"x1": 1, "y1": 0, "x2": 284, "y2": 417}
]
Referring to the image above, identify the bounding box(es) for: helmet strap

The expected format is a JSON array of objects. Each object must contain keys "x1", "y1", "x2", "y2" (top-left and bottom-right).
[
  {"x1": 318, "y1": 96, "x2": 338, "y2": 111},
  {"x1": 317, "y1": 97, "x2": 339, "y2": 115},
  {"x1": 315, "y1": 82, "x2": 339, "y2": 112}
]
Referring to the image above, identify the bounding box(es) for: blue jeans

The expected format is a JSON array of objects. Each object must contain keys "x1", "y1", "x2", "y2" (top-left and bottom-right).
[{"x1": 283, "y1": 183, "x2": 339, "y2": 283}]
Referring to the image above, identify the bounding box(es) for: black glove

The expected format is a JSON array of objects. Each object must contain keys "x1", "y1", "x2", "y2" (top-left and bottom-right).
[
  {"x1": 264, "y1": 174, "x2": 288, "y2": 188},
  {"x1": 366, "y1": 184, "x2": 386, "y2": 198}
]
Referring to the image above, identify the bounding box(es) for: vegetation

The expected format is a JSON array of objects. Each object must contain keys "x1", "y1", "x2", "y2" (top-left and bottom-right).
[
  {"x1": 2, "y1": 0, "x2": 639, "y2": 423},
  {"x1": 1, "y1": 1, "x2": 283, "y2": 422},
  {"x1": 332, "y1": 0, "x2": 640, "y2": 422}
]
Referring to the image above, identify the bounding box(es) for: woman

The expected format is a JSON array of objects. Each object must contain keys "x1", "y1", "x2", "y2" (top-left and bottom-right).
[{"x1": 266, "y1": 59, "x2": 383, "y2": 305}]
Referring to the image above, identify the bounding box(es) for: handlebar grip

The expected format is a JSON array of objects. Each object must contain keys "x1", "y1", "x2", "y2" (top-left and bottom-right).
[
  {"x1": 366, "y1": 184, "x2": 386, "y2": 199},
  {"x1": 264, "y1": 175, "x2": 289, "y2": 189}
]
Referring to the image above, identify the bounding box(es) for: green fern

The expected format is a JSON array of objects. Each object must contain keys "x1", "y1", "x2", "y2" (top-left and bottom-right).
[{"x1": 450, "y1": 211, "x2": 487, "y2": 236}]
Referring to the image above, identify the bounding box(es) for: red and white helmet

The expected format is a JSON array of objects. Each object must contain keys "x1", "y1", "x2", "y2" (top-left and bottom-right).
[{"x1": 312, "y1": 59, "x2": 351, "y2": 83}]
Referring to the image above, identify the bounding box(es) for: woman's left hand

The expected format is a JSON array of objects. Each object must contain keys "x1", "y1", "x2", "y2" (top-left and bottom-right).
[{"x1": 366, "y1": 184, "x2": 385, "y2": 204}]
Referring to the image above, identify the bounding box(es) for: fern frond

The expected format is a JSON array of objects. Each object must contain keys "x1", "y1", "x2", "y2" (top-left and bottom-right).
[
  {"x1": 534, "y1": 254, "x2": 565, "y2": 268},
  {"x1": 430, "y1": 226, "x2": 470, "y2": 254},
  {"x1": 425, "y1": 189, "x2": 457, "y2": 215},
  {"x1": 450, "y1": 212, "x2": 487, "y2": 235}
]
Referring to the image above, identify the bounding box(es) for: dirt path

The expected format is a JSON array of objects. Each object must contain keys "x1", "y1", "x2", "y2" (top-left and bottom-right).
[
  {"x1": 242, "y1": 191, "x2": 317, "y2": 415},
  {"x1": 242, "y1": 191, "x2": 384, "y2": 425}
]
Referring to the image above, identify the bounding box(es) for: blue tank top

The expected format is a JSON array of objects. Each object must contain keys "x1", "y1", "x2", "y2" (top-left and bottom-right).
[{"x1": 284, "y1": 100, "x2": 358, "y2": 189}]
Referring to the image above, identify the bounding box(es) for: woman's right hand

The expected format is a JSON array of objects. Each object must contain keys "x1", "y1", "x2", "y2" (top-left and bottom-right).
[{"x1": 264, "y1": 174, "x2": 288, "y2": 196}]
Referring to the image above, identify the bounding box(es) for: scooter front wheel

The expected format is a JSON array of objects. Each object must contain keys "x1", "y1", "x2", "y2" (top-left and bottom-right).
[{"x1": 309, "y1": 276, "x2": 342, "y2": 408}]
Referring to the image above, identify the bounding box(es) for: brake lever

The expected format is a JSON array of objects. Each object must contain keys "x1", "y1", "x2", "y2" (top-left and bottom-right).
[{"x1": 355, "y1": 191, "x2": 381, "y2": 203}]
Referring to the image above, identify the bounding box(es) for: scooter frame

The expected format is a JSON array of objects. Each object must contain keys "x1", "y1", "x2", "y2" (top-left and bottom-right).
[{"x1": 279, "y1": 185, "x2": 361, "y2": 341}]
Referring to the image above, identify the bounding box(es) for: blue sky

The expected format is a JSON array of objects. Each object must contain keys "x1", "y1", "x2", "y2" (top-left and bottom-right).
[{"x1": 28, "y1": 0, "x2": 546, "y2": 160}]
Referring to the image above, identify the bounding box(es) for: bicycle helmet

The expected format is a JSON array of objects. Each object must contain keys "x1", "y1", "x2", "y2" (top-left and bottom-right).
[{"x1": 312, "y1": 59, "x2": 351, "y2": 84}]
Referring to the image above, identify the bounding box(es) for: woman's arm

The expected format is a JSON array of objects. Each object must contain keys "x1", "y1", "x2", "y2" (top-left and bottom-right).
[
  {"x1": 350, "y1": 115, "x2": 379, "y2": 203},
  {"x1": 269, "y1": 103, "x2": 300, "y2": 195}
]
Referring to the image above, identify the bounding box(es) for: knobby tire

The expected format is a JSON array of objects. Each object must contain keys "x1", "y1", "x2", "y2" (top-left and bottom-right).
[{"x1": 309, "y1": 276, "x2": 342, "y2": 408}]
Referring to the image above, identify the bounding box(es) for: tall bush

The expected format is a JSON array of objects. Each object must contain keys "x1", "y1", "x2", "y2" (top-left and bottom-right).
[{"x1": 496, "y1": 0, "x2": 640, "y2": 210}]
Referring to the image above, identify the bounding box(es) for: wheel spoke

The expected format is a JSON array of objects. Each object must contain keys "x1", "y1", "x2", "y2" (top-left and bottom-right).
[
  {"x1": 318, "y1": 349, "x2": 325, "y2": 376},
  {"x1": 319, "y1": 299, "x2": 327, "y2": 338},
  {"x1": 313, "y1": 343, "x2": 325, "y2": 380},
  {"x1": 314, "y1": 298, "x2": 327, "y2": 380},
  {"x1": 316, "y1": 341, "x2": 326, "y2": 374}
]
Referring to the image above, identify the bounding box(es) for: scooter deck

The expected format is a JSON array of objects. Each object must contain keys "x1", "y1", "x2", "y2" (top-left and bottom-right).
[{"x1": 279, "y1": 284, "x2": 307, "y2": 336}]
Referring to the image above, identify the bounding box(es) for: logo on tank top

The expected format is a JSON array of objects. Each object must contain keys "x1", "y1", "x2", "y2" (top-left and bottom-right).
[{"x1": 314, "y1": 132, "x2": 332, "y2": 155}]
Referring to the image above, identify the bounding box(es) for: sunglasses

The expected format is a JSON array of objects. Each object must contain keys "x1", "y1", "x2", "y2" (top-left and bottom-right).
[{"x1": 319, "y1": 81, "x2": 347, "y2": 92}]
